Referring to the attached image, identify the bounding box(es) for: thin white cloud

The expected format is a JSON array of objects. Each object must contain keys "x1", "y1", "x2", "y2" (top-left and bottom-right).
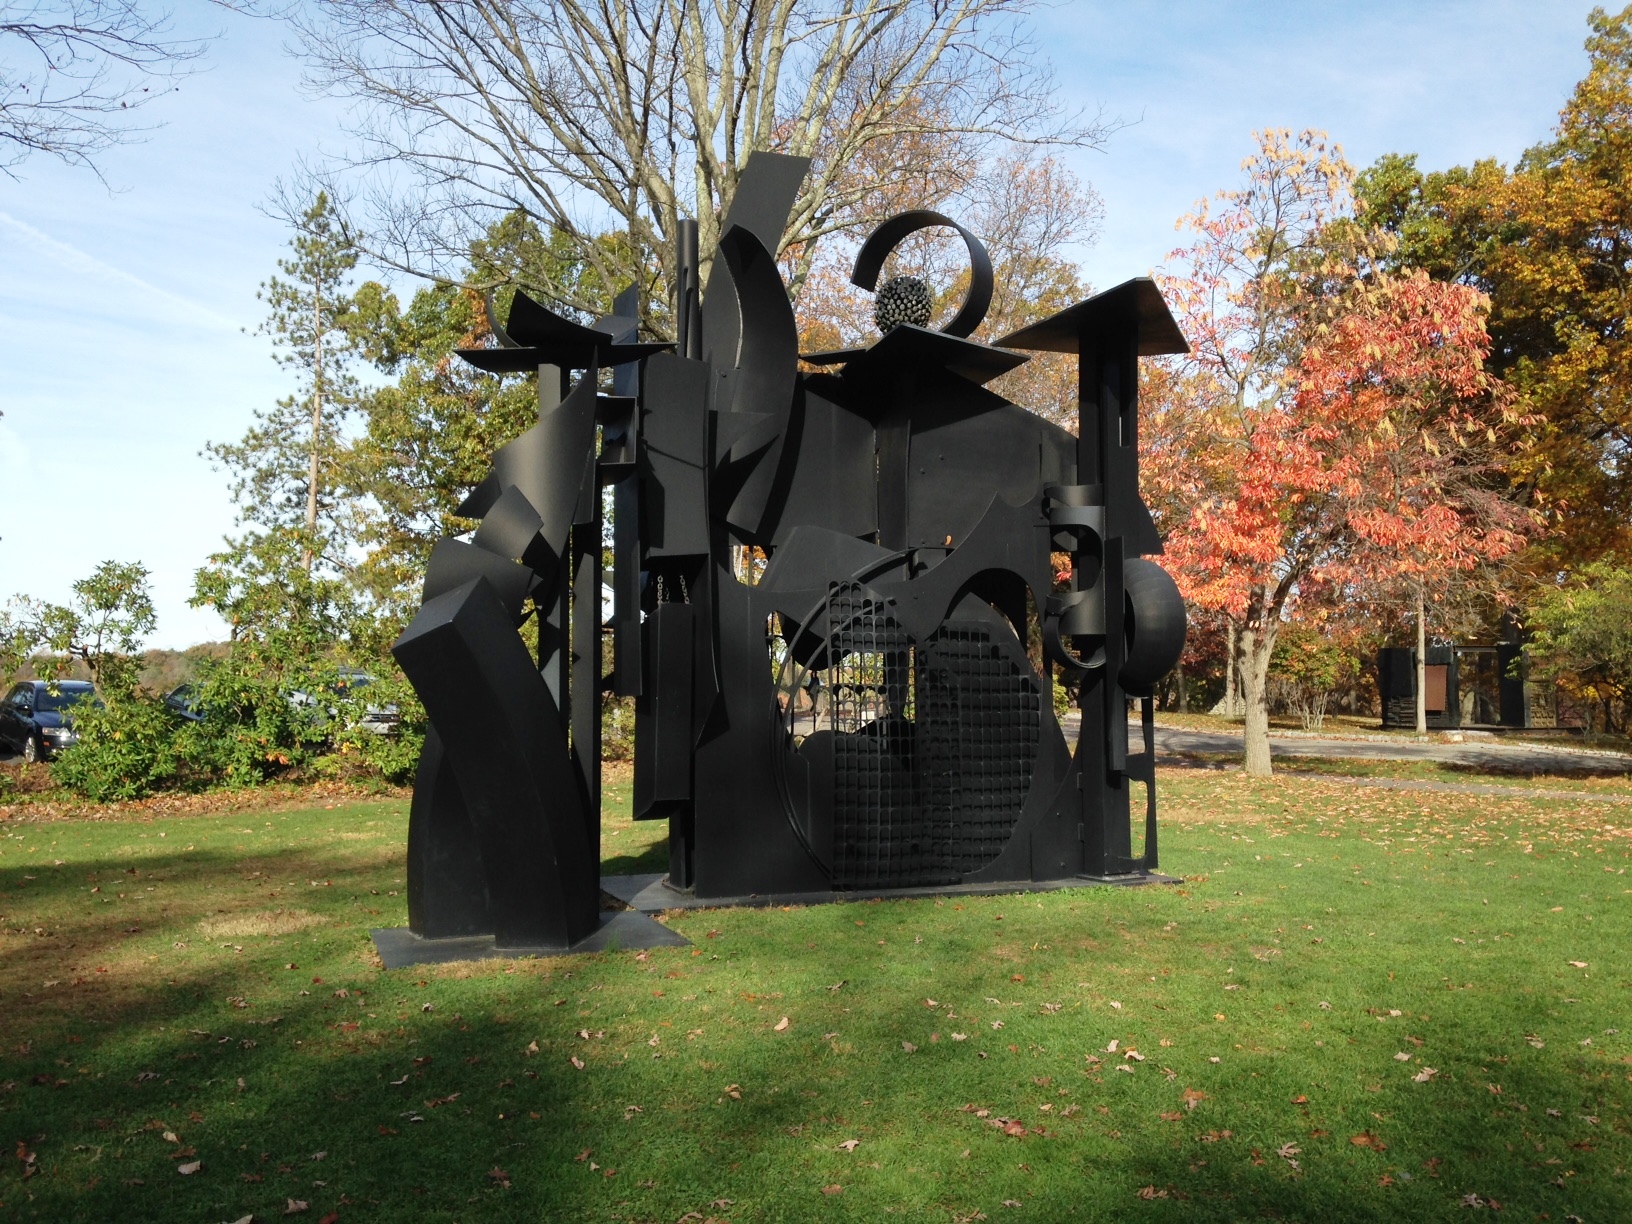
[{"x1": 0, "y1": 211, "x2": 240, "y2": 334}]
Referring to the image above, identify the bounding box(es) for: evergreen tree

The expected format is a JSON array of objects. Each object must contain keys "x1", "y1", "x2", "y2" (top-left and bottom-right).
[{"x1": 207, "y1": 192, "x2": 361, "y2": 572}]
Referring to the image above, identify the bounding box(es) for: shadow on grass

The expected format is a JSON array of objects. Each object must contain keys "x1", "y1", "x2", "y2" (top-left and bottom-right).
[{"x1": 3, "y1": 826, "x2": 1630, "y2": 1221}]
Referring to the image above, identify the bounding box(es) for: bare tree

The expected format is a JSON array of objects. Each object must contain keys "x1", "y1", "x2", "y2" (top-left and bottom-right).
[
  {"x1": 289, "y1": 0, "x2": 1114, "y2": 327},
  {"x1": 1, "y1": 0, "x2": 213, "y2": 178}
]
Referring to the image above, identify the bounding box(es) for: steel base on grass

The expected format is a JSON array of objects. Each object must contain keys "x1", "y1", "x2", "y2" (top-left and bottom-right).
[
  {"x1": 371, "y1": 911, "x2": 689, "y2": 969},
  {"x1": 600, "y1": 871, "x2": 1180, "y2": 913}
]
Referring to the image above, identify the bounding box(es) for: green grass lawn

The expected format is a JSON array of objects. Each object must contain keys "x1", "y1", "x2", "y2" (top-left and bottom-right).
[{"x1": 2, "y1": 766, "x2": 1629, "y2": 1222}]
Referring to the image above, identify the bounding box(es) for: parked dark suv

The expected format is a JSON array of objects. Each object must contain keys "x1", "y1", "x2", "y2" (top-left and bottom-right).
[{"x1": 0, "y1": 680, "x2": 99, "y2": 762}]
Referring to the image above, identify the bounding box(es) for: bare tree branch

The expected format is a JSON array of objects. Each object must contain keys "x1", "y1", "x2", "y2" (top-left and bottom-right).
[
  {"x1": 287, "y1": 0, "x2": 1117, "y2": 330},
  {"x1": 0, "y1": 0, "x2": 223, "y2": 179}
]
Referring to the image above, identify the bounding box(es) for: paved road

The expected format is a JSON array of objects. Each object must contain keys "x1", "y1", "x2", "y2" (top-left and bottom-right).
[
  {"x1": 1135, "y1": 722, "x2": 1632, "y2": 776},
  {"x1": 8, "y1": 724, "x2": 1628, "y2": 777}
]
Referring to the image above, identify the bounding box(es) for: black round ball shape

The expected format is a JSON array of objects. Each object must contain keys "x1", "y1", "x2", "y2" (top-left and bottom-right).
[
  {"x1": 1120, "y1": 558, "x2": 1187, "y2": 695},
  {"x1": 874, "y1": 276, "x2": 933, "y2": 333}
]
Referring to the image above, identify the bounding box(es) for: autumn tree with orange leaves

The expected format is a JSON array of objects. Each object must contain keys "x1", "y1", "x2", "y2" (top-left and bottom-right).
[{"x1": 1147, "y1": 130, "x2": 1535, "y2": 774}]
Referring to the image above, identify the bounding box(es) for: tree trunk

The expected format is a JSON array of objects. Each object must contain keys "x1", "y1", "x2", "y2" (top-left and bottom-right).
[
  {"x1": 1177, "y1": 663, "x2": 1188, "y2": 714},
  {"x1": 1240, "y1": 621, "x2": 1275, "y2": 777},
  {"x1": 304, "y1": 275, "x2": 324, "y2": 574},
  {"x1": 1224, "y1": 621, "x2": 1238, "y2": 718},
  {"x1": 1414, "y1": 582, "x2": 1427, "y2": 736}
]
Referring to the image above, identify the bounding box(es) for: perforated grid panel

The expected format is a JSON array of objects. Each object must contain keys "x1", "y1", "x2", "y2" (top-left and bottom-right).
[
  {"x1": 821, "y1": 584, "x2": 1040, "y2": 889},
  {"x1": 917, "y1": 626, "x2": 1041, "y2": 876}
]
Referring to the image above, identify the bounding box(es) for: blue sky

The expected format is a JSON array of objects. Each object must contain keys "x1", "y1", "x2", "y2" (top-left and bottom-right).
[{"x1": 0, "y1": 0, "x2": 1602, "y2": 647}]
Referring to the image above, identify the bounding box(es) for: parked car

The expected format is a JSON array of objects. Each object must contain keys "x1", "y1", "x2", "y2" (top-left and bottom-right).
[
  {"x1": 304, "y1": 669, "x2": 401, "y2": 737},
  {"x1": 0, "y1": 680, "x2": 100, "y2": 762},
  {"x1": 164, "y1": 683, "x2": 204, "y2": 722},
  {"x1": 168, "y1": 670, "x2": 400, "y2": 737}
]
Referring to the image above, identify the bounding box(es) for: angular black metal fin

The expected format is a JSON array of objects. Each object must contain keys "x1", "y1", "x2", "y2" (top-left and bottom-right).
[
  {"x1": 406, "y1": 727, "x2": 491, "y2": 938},
  {"x1": 492, "y1": 362, "x2": 600, "y2": 560},
  {"x1": 455, "y1": 471, "x2": 503, "y2": 521},
  {"x1": 709, "y1": 224, "x2": 799, "y2": 540},
  {"x1": 422, "y1": 537, "x2": 532, "y2": 622},
  {"x1": 472, "y1": 483, "x2": 558, "y2": 578},
  {"x1": 393, "y1": 576, "x2": 600, "y2": 949}
]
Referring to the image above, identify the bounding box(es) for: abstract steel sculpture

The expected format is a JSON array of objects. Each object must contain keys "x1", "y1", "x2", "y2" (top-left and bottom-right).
[{"x1": 375, "y1": 153, "x2": 1188, "y2": 963}]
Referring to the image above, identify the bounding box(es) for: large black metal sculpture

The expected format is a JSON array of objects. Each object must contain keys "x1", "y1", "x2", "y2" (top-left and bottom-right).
[{"x1": 376, "y1": 153, "x2": 1188, "y2": 962}]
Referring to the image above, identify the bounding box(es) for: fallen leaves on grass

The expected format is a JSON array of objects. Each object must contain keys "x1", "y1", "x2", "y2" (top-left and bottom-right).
[
  {"x1": 902, "y1": 1041, "x2": 918, "y2": 1052},
  {"x1": 837, "y1": 1139, "x2": 860, "y2": 1151},
  {"x1": 821, "y1": 1184, "x2": 843, "y2": 1196},
  {"x1": 284, "y1": 1199, "x2": 309, "y2": 1215},
  {"x1": 177, "y1": 1160, "x2": 201, "y2": 1176},
  {"x1": 1182, "y1": 1088, "x2": 1206, "y2": 1111},
  {"x1": 1137, "y1": 1186, "x2": 1169, "y2": 1199},
  {"x1": 1413, "y1": 1067, "x2": 1439, "y2": 1083},
  {"x1": 723, "y1": 1084, "x2": 742, "y2": 1099},
  {"x1": 774, "y1": 1016, "x2": 790, "y2": 1032},
  {"x1": 1350, "y1": 1131, "x2": 1387, "y2": 1151},
  {"x1": 569, "y1": 1056, "x2": 585, "y2": 1070}
]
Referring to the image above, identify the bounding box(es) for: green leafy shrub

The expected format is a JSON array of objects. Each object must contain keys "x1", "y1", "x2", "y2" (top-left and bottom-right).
[
  {"x1": 318, "y1": 668, "x2": 426, "y2": 785},
  {"x1": 176, "y1": 651, "x2": 330, "y2": 787},
  {"x1": 602, "y1": 694, "x2": 636, "y2": 762},
  {"x1": 1268, "y1": 623, "x2": 1360, "y2": 731},
  {"x1": 1526, "y1": 561, "x2": 1632, "y2": 737},
  {"x1": 51, "y1": 694, "x2": 184, "y2": 801}
]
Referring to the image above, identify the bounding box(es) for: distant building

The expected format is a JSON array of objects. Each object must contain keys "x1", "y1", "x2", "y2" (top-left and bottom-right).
[{"x1": 1376, "y1": 643, "x2": 1528, "y2": 730}]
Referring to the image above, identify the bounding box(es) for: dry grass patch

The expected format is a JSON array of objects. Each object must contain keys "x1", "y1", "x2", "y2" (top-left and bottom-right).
[{"x1": 198, "y1": 907, "x2": 327, "y2": 939}]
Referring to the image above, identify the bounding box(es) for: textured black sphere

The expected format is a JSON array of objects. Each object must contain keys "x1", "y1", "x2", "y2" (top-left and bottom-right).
[{"x1": 874, "y1": 275, "x2": 933, "y2": 333}]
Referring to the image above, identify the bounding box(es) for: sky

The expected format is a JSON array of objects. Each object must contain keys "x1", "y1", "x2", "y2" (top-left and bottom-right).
[{"x1": 0, "y1": 0, "x2": 1604, "y2": 647}]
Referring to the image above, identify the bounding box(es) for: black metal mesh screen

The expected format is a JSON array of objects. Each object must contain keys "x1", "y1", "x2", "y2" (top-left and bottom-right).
[
  {"x1": 917, "y1": 625, "x2": 1041, "y2": 876},
  {"x1": 821, "y1": 584, "x2": 1040, "y2": 889},
  {"x1": 826, "y1": 585, "x2": 933, "y2": 888}
]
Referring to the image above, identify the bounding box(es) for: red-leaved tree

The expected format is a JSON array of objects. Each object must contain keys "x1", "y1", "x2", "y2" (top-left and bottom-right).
[{"x1": 1146, "y1": 130, "x2": 1534, "y2": 774}]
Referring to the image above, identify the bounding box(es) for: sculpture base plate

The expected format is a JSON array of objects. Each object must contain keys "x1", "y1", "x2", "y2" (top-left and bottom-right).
[
  {"x1": 600, "y1": 871, "x2": 1180, "y2": 913},
  {"x1": 370, "y1": 911, "x2": 690, "y2": 969}
]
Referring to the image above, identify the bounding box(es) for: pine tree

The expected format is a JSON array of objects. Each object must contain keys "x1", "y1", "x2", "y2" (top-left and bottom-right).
[{"x1": 207, "y1": 193, "x2": 360, "y2": 572}]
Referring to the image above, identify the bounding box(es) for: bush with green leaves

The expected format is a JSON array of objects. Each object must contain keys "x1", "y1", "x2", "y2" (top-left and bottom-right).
[
  {"x1": 602, "y1": 694, "x2": 636, "y2": 762},
  {"x1": 183, "y1": 531, "x2": 360, "y2": 785},
  {"x1": 1268, "y1": 622, "x2": 1360, "y2": 730},
  {"x1": 1526, "y1": 561, "x2": 1632, "y2": 736},
  {"x1": 175, "y1": 653, "x2": 328, "y2": 787},
  {"x1": 50, "y1": 692, "x2": 185, "y2": 802},
  {"x1": 318, "y1": 668, "x2": 426, "y2": 785}
]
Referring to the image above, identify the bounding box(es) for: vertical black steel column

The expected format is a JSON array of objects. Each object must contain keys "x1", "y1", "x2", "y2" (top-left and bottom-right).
[
  {"x1": 676, "y1": 220, "x2": 702, "y2": 361},
  {"x1": 537, "y1": 364, "x2": 571, "y2": 715},
  {"x1": 611, "y1": 284, "x2": 643, "y2": 699},
  {"x1": 570, "y1": 475, "x2": 602, "y2": 865},
  {"x1": 1075, "y1": 319, "x2": 1137, "y2": 875}
]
